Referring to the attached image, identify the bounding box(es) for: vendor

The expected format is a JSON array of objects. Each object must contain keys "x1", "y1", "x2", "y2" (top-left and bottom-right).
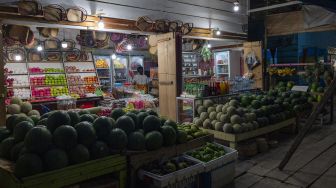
[{"x1": 133, "y1": 66, "x2": 150, "y2": 93}]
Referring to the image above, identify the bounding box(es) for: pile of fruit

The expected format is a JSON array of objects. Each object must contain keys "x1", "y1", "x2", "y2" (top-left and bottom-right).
[
  {"x1": 186, "y1": 142, "x2": 226, "y2": 162},
  {"x1": 142, "y1": 157, "x2": 195, "y2": 175},
  {"x1": 1, "y1": 106, "x2": 196, "y2": 178},
  {"x1": 269, "y1": 67, "x2": 295, "y2": 76},
  {"x1": 177, "y1": 123, "x2": 207, "y2": 142},
  {"x1": 29, "y1": 68, "x2": 64, "y2": 73},
  {"x1": 194, "y1": 86, "x2": 312, "y2": 134},
  {"x1": 32, "y1": 87, "x2": 69, "y2": 98},
  {"x1": 30, "y1": 75, "x2": 67, "y2": 86},
  {"x1": 95, "y1": 59, "x2": 109, "y2": 68}
]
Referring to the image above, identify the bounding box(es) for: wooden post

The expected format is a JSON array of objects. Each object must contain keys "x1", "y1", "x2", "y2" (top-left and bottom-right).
[
  {"x1": 278, "y1": 74, "x2": 336, "y2": 170},
  {"x1": 0, "y1": 21, "x2": 6, "y2": 125}
]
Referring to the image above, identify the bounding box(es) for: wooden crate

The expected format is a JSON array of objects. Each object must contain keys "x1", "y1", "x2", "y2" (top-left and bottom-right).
[
  {"x1": 127, "y1": 134, "x2": 214, "y2": 188},
  {"x1": 0, "y1": 155, "x2": 127, "y2": 188},
  {"x1": 202, "y1": 118, "x2": 296, "y2": 149}
]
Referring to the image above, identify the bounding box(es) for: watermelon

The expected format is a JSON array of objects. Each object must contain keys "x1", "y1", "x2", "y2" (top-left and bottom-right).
[
  {"x1": 68, "y1": 144, "x2": 90, "y2": 164},
  {"x1": 160, "y1": 117, "x2": 167, "y2": 126},
  {"x1": 13, "y1": 116, "x2": 34, "y2": 127},
  {"x1": 146, "y1": 109, "x2": 158, "y2": 117},
  {"x1": 13, "y1": 121, "x2": 34, "y2": 142},
  {"x1": 0, "y1": 128, "x2": 11, "y2": 142},
  {"x1": 67, "y1": 111, "x2": 80, "y2": 126},
  {"x1": 145, "y1": 131, "x2": 163, "y2": 150},
  {"x1": 93, "y1": 116, "x2": 115, "y2": 141},
  {"x1": 53, "y1": 125, "x2": 77, "y2": 151},
  {"x1": 0, "y1": 137, "x2": 15, "y2": 159},
  {"x1": 10, "y1": 97, "x2": 23, "y2": 105},
  {"x1": 7, "y1": 104, "x2": 21, "y2": 115},
  {"x1": 177, "y1": 130, "x2": 188, "y2": 144},
  {"x1": 43, "y1": 149, "x2": 68, "y2": 171},
  {"x1": 30, "y1": 115, "x2": 40, "y2": 125},
  {"x1": 36, "y1": 118, "x2": 47, "y2": 126},
  {"x1": 136, "y1": 112, "x2": 149, "y2": 129},
  {"x1": 10, "y1": 142, "x2": 24, "y2": 162},
  {"x1": 110, "y1": 108, "x2": 125, "y2": 120},
  {"x1": 28, "y1": 110, "x2": 40, "y2": 117},
  {"x1": 20, "y1": 102, "x2": 32, "y2": 114},
  {"x1": 127, "y1": 131, "x2": 146, "y2": 151},
  {"x1": 89, "y1": 141, "x2": 110, "y2": 159},
  {"x1": 106, "y1": 128, "x2": 128, "y2": 150},
  {"x1": 80, "y1": 114, "x2": 95, "y2": 123},
  {"x1": 163, "y1": 120, "x2": 177, "y2": 132},
  {"x1": 24, "y1": 127, "x2": 52, "y2": 154},
  {"x1": 160, "y1": 126, "x2": 176, "y2": 146},
  {"x1": 40, "y1": 112, "x2": 53, "y2": 119},
  {"x1": 125, "y1": 112, "x2": 138, "y2": 126},
  {"x1": 46, "y1": 111, "x2": 71, "y2": 133},
  {"x1": 143, "y1": 115, "x2": 161, "y2": 133},
  {"x1": 6, "y1": 115, "x2": 18, "y2": 132},
  {"x1": 78, "y1": 110, "x2": 90, "y2": 115},
  {"x1": 223, "y1": 123, "x2": 233, "y2": 133},
  {"x1": 75, "y1": 122, "x2": 96, "y2": 147},
  {"x1": 115, "y1": 116, "x2": 135, "y2": 135},
  {"x1": 14, "y1": 153, "x2": 43, "y2": 178}
]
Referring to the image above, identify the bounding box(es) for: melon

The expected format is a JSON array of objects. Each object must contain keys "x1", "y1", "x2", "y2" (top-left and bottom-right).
[
  {"x1": 53, "y1": 125, "x2": 77, "y2": 151},
  {"x1": 207, "y1": 107, "x2": 216, "y2": 113},
  {"x1": 163, "y1": 120, "x2": 178, "y2": 132},
  {"x1": 43, "y1": 149, "x2": 68, "y2": 171},
  {"x1": 227, "y1": 106, "x2": 237, "y2": 116},
  {"x1": 13, "y1": 121, "x2": 34, "y2": 142},
  {"x1": 194, "y1": 118, "x2": 203, "y2": 127},
  {"x1": 115, "y1": 116, "x2": 135, "y2": 135},
  {"x1": 177, "y1": 130, "x2": 188, "y2": 144},
  {"x1": 93, "y1": 116, "x2": 115, "y2": 141},
  {"x1": 136, "y1": 112, "x2": 149, "y2": 129},
  {"x1": 75, "y1": 122, "x2": 96, "y2": 147},
  {"x1": 67, "y1": 111, "x2": 80, "y2": 126},
  {"x1": 40, "y1": 111, "x2": 53, "y2": 119},
  {"x1": 30, "y1": 115, "x2": 40, "y2": 125},
  {"x1": 46, "y1": 111, "x2": 71, "y2": 133},
  {"x1": 229, "y1": 99, "x2": 239, "y2": 107},
  {"x1": 233, "y1": 124, "x2": 243, "y2": 133},
  {"x1": 10, "y1": 97, "x2": 23, "y2": 105},
  {"x1": 143, "y1": 115, "x2": 161, "y2": 133},
  {"x1": 10, "y1": 142, "x2": 24, "y2": 162},
  {"x1": 199, "y1": 112, "x2": 209, "y2": 121},
  {"x1": 28, "y1": 110, "x2": 40, "y2": 117},
  {"x1": 160, "y1": 116, "x2": 167, "y2": 126},
  {"x1": 223, "y1": 123, "x2": 233, "y2": 133},
  {"x1": 0, "y1": 128, "x2": 11, "y2": 143},
  {"x1": 90, "y1": 141, "x2": 110, "y2": 159},
  {"x1": 127, "y1": 131, "x2": 146, "y2": 151},
  {"x1": 216, "y1": 112, "x2": 223, "y2": 121},
  {"x1": 215, "y1": 122, "x2": 223, "y2": 131},
  {"x1": 68, "y1": 144, "x2": 90, "y2": 164},
  {"x1": 91, "y1": 114, "x2": 99, "y2": 120},
  {"x1": 203, "y1": 100, "x2": 214, "y2": 108},
  {"x1": 20, "y1": 102, "x2": 32, "y2": 114},
  {"x1": 222, "y1": 104, "x2": 229, "y2": 113},
  {"x1": 230, "y1": 115, "x2": 242, "y2": 124},
  {"x1": 7, "y1": 104, "x2": 21, "y2": 115},
  {"x1": 0, "y1": 137, "x2": 15, "y2": 159},
  {"x1": 78, "y1": 110, "x2": 90, "y2": 115},
  {"x1": 211, "y1": 120, "x2": 218, "y2": 129},
  {"x1": 160, "y1": 125, "x2": 176, "y2": 146},
  {"x1": 110, "y1": 108, "x2": 125, "y2": 120},
  {"x1": 24, "y1": 127, "x2": 52, "y2": 154},
  {"x1": 146, "y1": 109, "x2": 158, "y2": 117},
  {"x1": 202, "y1": 119, "x2": 211, "y2": 129},
  {"x1": 13, "y1": 115, "x2": 34, "y2": 127},
  {"x1": 219, "y1": 114, "x2": 230, "y2": 123},
  {"x1": 125, "y1": 112, "x2": 138, "y2": 126},
  {"x1": 6, "y1": 114, "x2": 18, "y2": 132},
  {"x1": 106, "y1": 128, "x2": 128, "y2": 150},
  {"x1": 216, "y1": 105, "x2": 223, "y2": 113},
  {"x1": 145, "y1": 131, "x2": 163, "y2": 151},
  {"x1": 197, "y1": 106, "x2": 207, "y2": 115},
  {"x1": 209, "y1": 111, "x2": 217, "y2": 120},
  {"x1": 80, "y1": 114, "x2": 95, "y2": 123},
  {"x1": 14, "y1": 153, "x2": 43, "y2": 178},
  {"x1": 36, "y1": 118, "x2": 47, "y2": 126}
]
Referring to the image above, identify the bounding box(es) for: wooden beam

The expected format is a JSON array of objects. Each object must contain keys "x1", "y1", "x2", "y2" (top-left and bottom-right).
[
  {"x1": 0, "y1": 20, "x2": 6, "y2": 125},
  {"x1": 211, "y1": 44, "x2": 244, "y2": 50}
]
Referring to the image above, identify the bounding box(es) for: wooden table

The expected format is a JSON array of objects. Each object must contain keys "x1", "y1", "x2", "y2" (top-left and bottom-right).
[{"x1": 202, "y1": 118, "x2": 296, "y2": 149}]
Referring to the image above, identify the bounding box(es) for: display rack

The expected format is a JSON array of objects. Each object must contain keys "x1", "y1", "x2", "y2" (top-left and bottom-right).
[
  {"x1": 182, "y1": 52, "x2": 200, "y2": 77},
  {"x1": 113, "y1": 55, "x2": 129, "y2": 84},
  {"x1": 93, "y1": 55, "x2": 113, "y2": 92}
]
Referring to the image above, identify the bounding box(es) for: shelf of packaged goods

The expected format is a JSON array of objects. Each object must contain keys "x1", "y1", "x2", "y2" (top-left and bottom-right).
[
  {"x1": 31, "y1": 85, "x2": 68, "y2": 87},
  {"x1": 66, "y1": 71, "x2": 96, "y2": 74},
  {"x1": 269, "y1": 63, "x2": 315, "y2": 67},
  {"x1": 29, "y1": 72, "x2": 65, "y2": 75}
]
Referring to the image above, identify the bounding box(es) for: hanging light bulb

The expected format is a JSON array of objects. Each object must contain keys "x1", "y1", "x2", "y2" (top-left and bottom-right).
[
  {"x1": 14, "y1": 54, "x2": 22, "y2": 61},
  {"x1": 111, "y1": 54, "x2": 117, "y2": 60},
  {"x1": 37, "y1": 45, "x2": 43, "y2": 51},
  {"x1": 145, "y1": 37, "x2": 148, "y2": 41},
  {"x1": 98, "y1": 17, "x2": 104, "y2": 29},
  {"x1": 61, "y1": 41, "x2": 68, "y2": 49},
  {"x1": 207, "y1": 43, "x2": 212, "y2": 48},
  {"x1": 233, "y1": 1, "x2": 240, "y2": 12},
  {"x1": 216, "y1": 30, "x2": 221, "y2": 36},
  {"x1": 127, "y1": 44, "x2": 133, "y2": 51}
]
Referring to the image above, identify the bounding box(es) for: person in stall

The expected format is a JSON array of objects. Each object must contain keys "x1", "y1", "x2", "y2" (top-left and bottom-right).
[{"x1": 132, "y1": 66, "x2": 151, "y2": 93}]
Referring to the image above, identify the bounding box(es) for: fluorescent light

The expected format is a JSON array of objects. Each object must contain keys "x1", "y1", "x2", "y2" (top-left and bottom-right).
[
  {"x1": 111, "y1": 54, "x2": 117, "y2": 60},
  {"x1": 14, "y1": 54, "x2": 22, "y2": 61},
  {"x1": 61, "y1": 41, "x2": 68, "y2": 49},
  {"x1": 233, "y1": 1, "x2": 240, "y2": 12},
  {"x1": 216, "y1": 30, "x2": 221, "y2": 36},
  {"x1": 207, "y1": 44, "x2": 212, "y2": 48},
  {"x1": 127, "y1": 44, "x2": 132, "y2": 51},
  {"x1": 37, "y1": 45, "x2": 43, "y2": 51},
  {"x1": 98, "y1": 17, "x2": 104, "y2": 29}
]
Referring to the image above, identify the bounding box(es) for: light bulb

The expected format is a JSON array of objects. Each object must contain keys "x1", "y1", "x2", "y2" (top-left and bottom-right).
[
  {"x1": 145, "y1": 37, "x2": 148, "y2": 41},
  {"x1": 14, "y1": 54, "x2": 22, "y2": 61},
  {"x1": 207, "y1": 44, "x2": 212, "y2": 48},
  {"x1": 233, "y1": 2, "x2": 240, "y2": 12},
  {"x1": 111, "y1": 54, "x2": 117, "y2": 60},
  {"x1": 61, "y1": 41, "x2": 68, "y2": 49},
  {"x1": 216, "y1": 30, "x2": 221, "y2": 36},
  {"x1": 98, "y1": 18, "x2": 104, "y2": 29},
  {"x1": 37, "y1": 45, "x2": 43, "y2": 51},
  {"x1": 127, "y1": 44, "x2": 132, "y2": 51}
]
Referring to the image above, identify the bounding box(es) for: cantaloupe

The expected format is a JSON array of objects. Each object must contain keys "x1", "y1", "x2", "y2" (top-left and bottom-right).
[
  {"x1": 7, "y1": 104, "x2": 21, "y2": 115},
  {"x1": 20, "y1": 102, "x2": 32, "y2": 114}
]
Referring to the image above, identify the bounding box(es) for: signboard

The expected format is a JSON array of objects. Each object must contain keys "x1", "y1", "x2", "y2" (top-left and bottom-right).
[{"x1": 291, "y1": 85, "x2": 309, "y2": 92}]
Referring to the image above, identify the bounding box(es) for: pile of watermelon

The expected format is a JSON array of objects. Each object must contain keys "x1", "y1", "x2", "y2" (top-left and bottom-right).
[{"x1": 0, "y1": 108, "x2": 187, "y2": 178}]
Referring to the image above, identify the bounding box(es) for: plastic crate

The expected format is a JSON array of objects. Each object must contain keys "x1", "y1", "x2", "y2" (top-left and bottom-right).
[
  {"x1": 200, "y1": 161, "x2": 235, "y2": 188},
  {"x1": 184, "y1": 142, "x2": 238, "y2": 172}
]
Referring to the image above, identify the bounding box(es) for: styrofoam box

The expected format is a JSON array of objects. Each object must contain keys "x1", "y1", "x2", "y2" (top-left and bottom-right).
[{"x1": 184, "y1": 142, "x2": 238, "y2": 172}]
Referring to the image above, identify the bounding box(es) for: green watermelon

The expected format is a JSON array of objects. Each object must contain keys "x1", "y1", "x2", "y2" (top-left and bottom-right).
[
  {"x1": 110, "y1": 108, "x2": 125, "y2": 120},
  {"x1": 163, "y1": 120, "x2": 177, "y2": 132},
  {"x1": 10, "y1": 142, "x2": 24, "y2": 162},
  {"x1": 177, "y1": 130, "x2": 188, "y2": 144},
  {"x1": 136, "y1": 112, "x2": 149, "y2": 129},
  {"x1": 0, "y1": 128, "x2": 11, "y2": 142},
  {"x1": 53, "y1": 125, "x2": 77, "y2": 151},
  {"x1": 14, "y1": 153, "x2": 43, "y2": 178},
  {"x1": 0, "y1": 137, "x2": 15, "y2": 159},
  {"x1": 67, "y1": 111, "x2": 80, "y2": 126},
  {"x1": 130, "y1": 110, "x2": 139, "y2": 114},
  {"x1": 36, "y1": 118, "x2": 47, "y2": 126},
  {"x1": 127, "y1": 131, "x2": 146, "y2": 151},
  {"x1": 106, "y1": 128, "x2": 127, "y2": 150},
  {"x1": 146, "y1": 109, "x2": 158, "y2": 117},
  {"x1": 28, "y1": 110, "x2": 40, "y2": 117},
  {"x1": 223, "y1": 123, "x2": 233, "y2": 133},
  {"x1": 29, "y1": 115, "x2": 40, "y2": 125},
  {"x1": 143, "y1": 115, "x2": 161, "y2": 133},
  {"x1": 80, "y1": 114, "x2": 95, "y2": 123},
  {"x1": 43, "y1": 149, "x2": 68, "y2": 171},
  {"x1": 160, "y1": 126, "x2": 176, "y2": 146},
  {"x1": 68, "y1": 144, "x2": 90, "y2": 164},
  {"x1": 13, "y1": 116, "x2": 34, "y2": 127},
  {"x1": 145, "y1": 131, "x2": 163, "y2": 150},
  {"x1": 89, "y1": 141, "x2": 110, "y2": 159},
  {"x1": 40, "y1": 112, "x2": 53, "y2": 119},
  {"x1": 115, "y1": 116, "x2": 135, "y2": 135},
  {"x1": 78, "y1": 110, "x2": 90, "y2": 115},
  {"x1": 75, "y1": 122, "x2": 96, "y2": 147},
  {"x1": 46, "y1": 111, "x2": 71, "y2": 133},
  {"x1": 13, "y1": 121, "x2": 34, "y2": 142},
  {"x1": 93, "y1": 117, "x2": 115, "y2": 141},
  {"x1": 160, "y1": 117, "x2": 167, "y2": 126},
  {"x1": 24, "y1": 127, "x2": 52, "y2": 154},
  {"x1": 91, "y1": 114, "x2": 99, "y2": 120},
  {"x1": 6, "y1": 115, "x2": 18, "y2": 132},
  {"x1": 125, "y1": 112, "x2": 138, "y2": 126}
]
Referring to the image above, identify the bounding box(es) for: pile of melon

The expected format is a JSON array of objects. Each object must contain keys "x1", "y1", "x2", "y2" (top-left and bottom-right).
[
  {"x1": 6, "y1": 97, "x2": 40, "y2": 127},
  {"x1": 193, "y1": 90, "x2": 307, "y2": 134},
  {"x1": 0, "y1": 107, "x2": 186, "y2": 178}
]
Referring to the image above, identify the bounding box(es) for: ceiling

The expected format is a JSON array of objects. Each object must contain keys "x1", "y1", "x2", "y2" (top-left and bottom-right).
[{"x1": 1, "y1": 0, "x2": 249, "y2": 34}]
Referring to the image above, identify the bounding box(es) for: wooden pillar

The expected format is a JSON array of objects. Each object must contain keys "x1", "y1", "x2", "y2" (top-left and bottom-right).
[
  {"x1": 0, "y1": 21, "x2": 6, "y2": 125},
  {"x1": 156, "y1": 32, "x2": 182, "y2": 121},
  {"x1": 243, "y1": 41, "x2": 263, "y2": 89}
]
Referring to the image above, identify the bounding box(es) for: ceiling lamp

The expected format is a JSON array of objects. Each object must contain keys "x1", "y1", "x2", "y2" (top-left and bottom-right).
[
  {"x1": 14, "y1": 54, "x2": 22, "y2": 61},
  {"x1": 207, "y1": 43, "x2": 212, "y2": 48},
  {"x1": 111, "y1": 53, "x2": 117, "y2": 60},
  {"x1": 215, "y1": 30, "x2": 221, "y2": 36},
  {"x1": 233, "y1": 1, "x2": 240, "y2": 12},
  {"x1": 36, "y1": 45, "x2": 43, "y2": 51},
  {"x1": 98, "y1": 17, "x2": 104, "y2": 29},
  {"x1": 61, "y1": 41, "x2": 68, "y2": 49},
  {"x1": 127, "y1": 44, "x2": 133, "y2": 51}
]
